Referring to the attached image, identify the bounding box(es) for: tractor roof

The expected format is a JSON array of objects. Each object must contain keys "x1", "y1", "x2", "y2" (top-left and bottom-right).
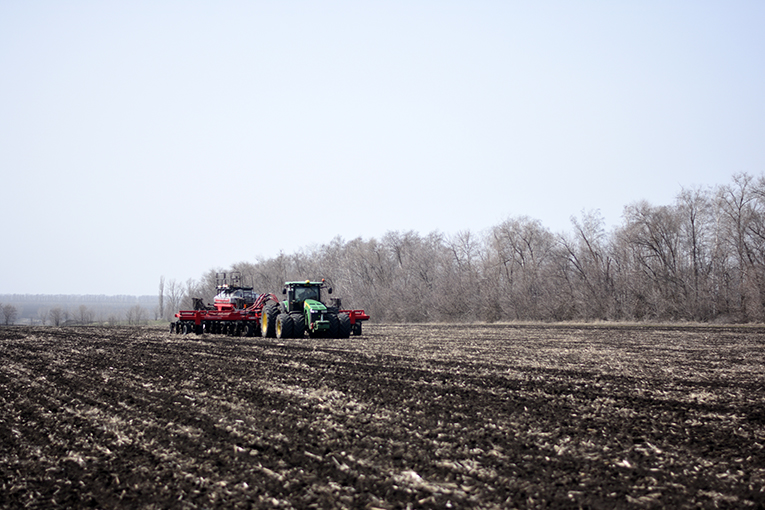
[{"x1": 285, "y1": 280, "x2": 325, "y2": 287}]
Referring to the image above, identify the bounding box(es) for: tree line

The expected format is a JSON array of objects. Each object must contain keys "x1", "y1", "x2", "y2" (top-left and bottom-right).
[
  {"x1": 171, "y1": 173, "x2": 765, "y2": 324},
  {"x1": 0, "y1": 303, "x2": 151, "y2": 326}
]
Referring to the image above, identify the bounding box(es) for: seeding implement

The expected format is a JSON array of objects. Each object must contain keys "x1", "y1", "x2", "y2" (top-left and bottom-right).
[
  {"x1": 171, "y1": 274, "x2": 369, "y2": 338},
  {"x1": 171, "y1": 273, "x2": 278, "y2": 336}
]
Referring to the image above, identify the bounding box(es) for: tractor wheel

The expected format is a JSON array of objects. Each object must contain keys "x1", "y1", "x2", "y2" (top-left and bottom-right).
[
  {"x1": 169, "y1": 322, "x2": 176, "y2": 333},
  {"x1": 290, "y1": 312, "x2": 305, "y2": 338},
  {"x1": 338, "y1": 313, "x2": 351, "y2": 338},
  {"x1": 276, "y1": 313, "x2": 294, "y2": 339},
  {"x1": 352, "y1": 322, "x2": 362, "y2": 336},
  {"x1": 326, "y1": 313, "x2": 340, "y2": 338},
  {"x1": 261, "y1": 302, "x2": 279, "y2": 337}
]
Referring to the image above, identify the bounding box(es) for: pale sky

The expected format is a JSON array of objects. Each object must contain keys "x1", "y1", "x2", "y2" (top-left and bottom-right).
[{"x1": 2, "y1": 1, "x2": 764, "y2": 296}]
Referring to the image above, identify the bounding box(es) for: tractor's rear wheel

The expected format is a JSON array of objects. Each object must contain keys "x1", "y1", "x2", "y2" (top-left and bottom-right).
[
  {"x1": 290, "y1": 312, "x2": 305, "y2": 338},
  {"x1": 261, "y1": 302, "x2": 279, "y2": 337},
  {"x1": 276, "y1": 313, "x2": 293, "y2": 339},
  {"x1": 337, "y1": 313, "x2": 351, "y2": 338}
]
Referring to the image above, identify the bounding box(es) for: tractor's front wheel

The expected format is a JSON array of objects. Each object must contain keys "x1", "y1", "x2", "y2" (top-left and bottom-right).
[
  {"x1": 261, "y1": 302, "x2": 279, "y2": 337},
  {"x1": 326, "y1": 313, "x2": 340, "y2": 338},
  {"x1": 276, "y1": 313, "x2": 294, "y2": 339}
]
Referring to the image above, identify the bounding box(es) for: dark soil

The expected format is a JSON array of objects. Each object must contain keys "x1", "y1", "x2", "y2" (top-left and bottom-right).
[{"x1": 1, "y1": 324, "x2": 764, "y2": 509}]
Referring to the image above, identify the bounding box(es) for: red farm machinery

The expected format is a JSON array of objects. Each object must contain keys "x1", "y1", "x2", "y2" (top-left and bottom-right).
[
  {"x1": 170, "y1": 272, "x2": 278, "y2": 336},
  {"x1": 170, "y1": 273, "x2": 369, "y2": 338}
]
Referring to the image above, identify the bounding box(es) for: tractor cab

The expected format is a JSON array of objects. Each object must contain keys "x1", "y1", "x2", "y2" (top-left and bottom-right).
[{"x1": 283, "y1": 280, "x2": 332, "y2": 313}]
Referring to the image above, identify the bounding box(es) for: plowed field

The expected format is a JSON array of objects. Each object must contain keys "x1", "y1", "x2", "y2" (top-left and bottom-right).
[{"x1": 1, "y1": 324, "x2": 764, "y2": 509}]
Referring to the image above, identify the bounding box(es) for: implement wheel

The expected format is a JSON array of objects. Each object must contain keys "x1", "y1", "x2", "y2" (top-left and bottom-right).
[{"x1": 276, "y1": 313, "x2": 294, "y2": 339}]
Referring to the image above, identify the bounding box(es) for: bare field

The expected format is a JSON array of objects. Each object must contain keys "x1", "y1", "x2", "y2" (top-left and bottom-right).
[{"x1": 1, "y1": 324, "x2": 764, "y2": 509}]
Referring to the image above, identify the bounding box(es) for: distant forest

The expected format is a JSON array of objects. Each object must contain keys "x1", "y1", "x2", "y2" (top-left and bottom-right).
[
  {"x1": 178, "y1": 173, "x2": 765, "y2": 324},
  {"x1": 0, "y1": 294, "x2": 159, "y2": 326}
]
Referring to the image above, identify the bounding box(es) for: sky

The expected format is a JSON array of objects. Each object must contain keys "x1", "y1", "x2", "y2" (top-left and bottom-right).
[{"x1": 2, "y1": 1, "x2": 764, "y2": 296}]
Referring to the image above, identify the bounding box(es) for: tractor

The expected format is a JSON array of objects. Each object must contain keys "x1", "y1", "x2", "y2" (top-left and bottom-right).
[{"x1": 260, "y1": 279, "x2": 369, "y2": 339}]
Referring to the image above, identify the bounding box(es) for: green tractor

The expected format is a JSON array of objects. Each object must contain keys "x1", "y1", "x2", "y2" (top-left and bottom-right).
[{"x1": 260, "y1": 280, "x2": 352, "y2": 339}]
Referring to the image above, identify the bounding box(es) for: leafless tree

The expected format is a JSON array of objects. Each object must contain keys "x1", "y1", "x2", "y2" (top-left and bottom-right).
[
  {"x1": 158, "y1": 275, "x2": 165, "y2": 320},
  {"x1": 37, "y1": 308, "x2": 49, "y2": 326},
  {"x1": 50, "y1": 307, "x2": 63, "y2": 327},
  {"x1": 488, "y1": 217, "x2": 557, "y2": 320},
  {"x1": 107, "y1": 313, "x2": 120, "y2": 326},
  {"x1": 716, "y1": 173, "x2": 765, "y2": 321},
  {"x1": 675, "y1": 186, "x2": 716, "y2": 320},
  {"x1": 78, "y1": 305, "x2": 93, "y2": 325},
  {"x1": 559, "y1": 210, "x2": 615, "y2": 320},
  {"x1": 164, "y1": 279, "x2": 184, "y2": 320},
  {"x1": 126, "y1": 304, "x2": 146, "y2": 325},
  {"x1": 181, "y1": 278, "x2": 204, "y2": 311},
  {"x1": 2, "y1": 304, "x2": 19, "y2": 325}
]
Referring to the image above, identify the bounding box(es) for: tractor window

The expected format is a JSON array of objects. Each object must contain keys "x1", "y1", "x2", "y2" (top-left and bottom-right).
[{"x1": 294, "y1": 286, "x2": 319, "y2": 302}]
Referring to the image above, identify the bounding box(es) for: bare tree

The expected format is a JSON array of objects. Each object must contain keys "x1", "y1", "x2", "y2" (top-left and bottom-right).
[
  {"x1": 78, "y1": 304, "x2": 93, "y2": 325},
  {"x1": 440, "y1": 230, "x2": 484, "y2": 320},
  {"x1": 49, "y1": 307, "x2": 63, "y2": 326},
  {"x1": 488, "y1": 217, "x2": 557, "y2": 320},
  {"x1": 107, "y1": 312, "x2": 120, "y2": 327},
  {"x1": 559, "y1": 210, "x2": 616, "y2": 320},
  {"x1": 716, "y1": 173, "x2": 765, "y2": 321},
  {"x1": 181, "y1": 278, "x2": 204, "y2": 311},
  {"x1": 158, "y1": 275, "x2": 165, "y2": 321},
  {"x1": 676, "y1": 186, "x2": 716, "y2": 320},
  {"x1": 2, "y1": 304, "x2": 18, "y2": 325},
  {"x1": 126, "y1": 304, "x2": 146, "y2": 325},
  {"x1": 164, "y1": 279, "x2": 184, "y2": 321},
  {"x1": 37, "y1": 308, "x2": 49, "y2": 326}
]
